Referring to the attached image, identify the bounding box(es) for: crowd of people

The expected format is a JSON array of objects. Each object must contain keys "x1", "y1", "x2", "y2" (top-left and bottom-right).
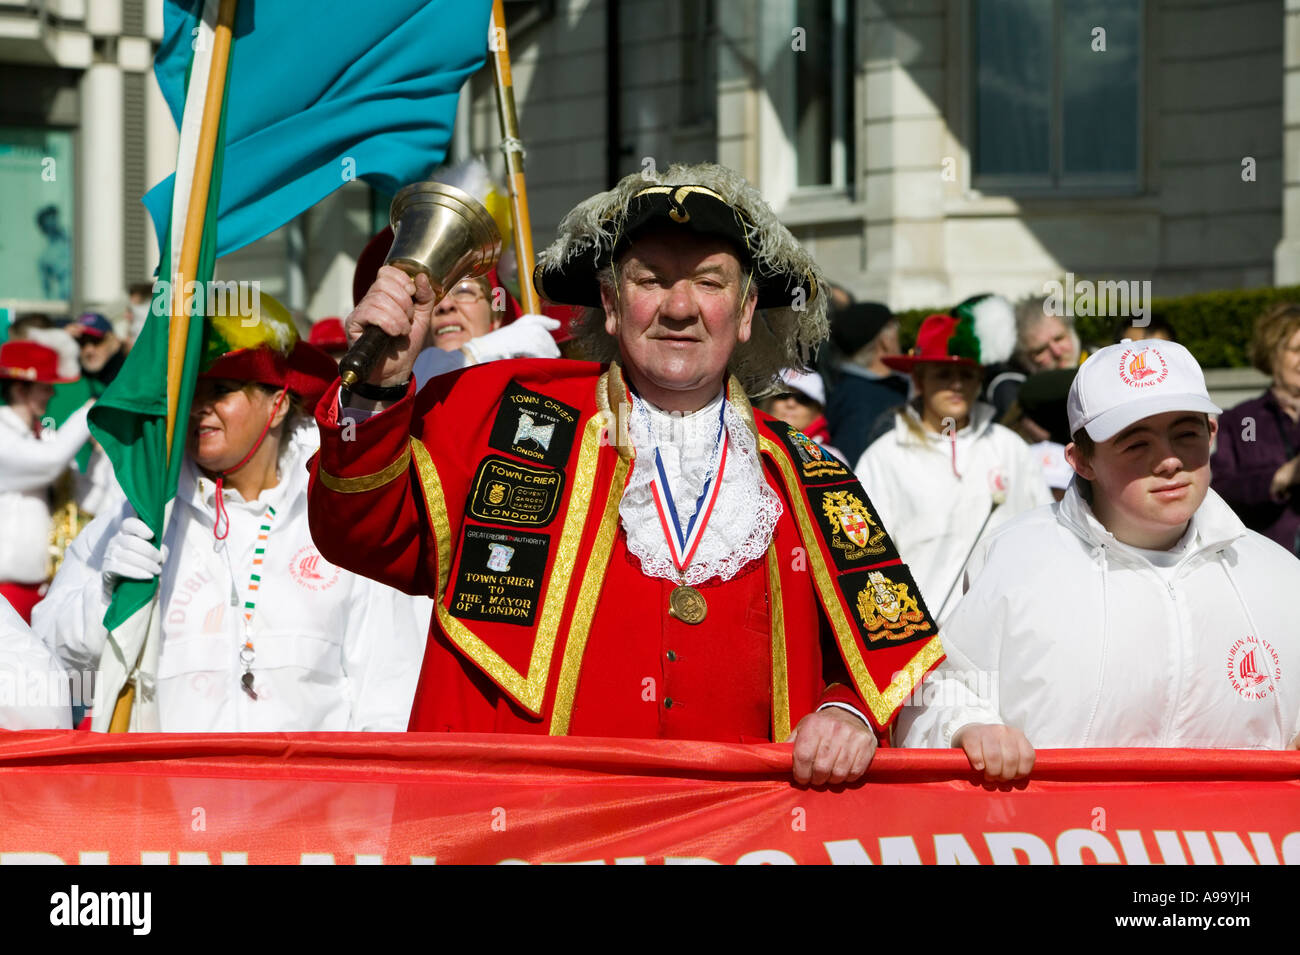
[{"x1": 2, "y1": 160, "x2": 1298, "y2": 787}]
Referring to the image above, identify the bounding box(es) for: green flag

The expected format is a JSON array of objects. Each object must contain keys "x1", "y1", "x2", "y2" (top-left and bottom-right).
[{"x1": 83, "y1": 20, "x2": 230, "y2": 729}]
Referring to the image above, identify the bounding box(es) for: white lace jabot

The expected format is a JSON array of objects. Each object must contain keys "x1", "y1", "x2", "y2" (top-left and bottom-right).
[{"x1": 620, "y1": 389, "x2": 782, "y2": 585}]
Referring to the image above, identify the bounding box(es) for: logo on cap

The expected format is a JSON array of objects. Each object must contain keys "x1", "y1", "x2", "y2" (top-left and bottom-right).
[{"x1": 1117, "y1": 347, "x2": 1169, "y2": 388}]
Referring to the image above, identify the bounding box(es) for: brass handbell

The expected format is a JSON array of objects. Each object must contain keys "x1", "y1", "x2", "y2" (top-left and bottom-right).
[{"x1": 339, "y1": 181, "x2": 503, "y2": 388}]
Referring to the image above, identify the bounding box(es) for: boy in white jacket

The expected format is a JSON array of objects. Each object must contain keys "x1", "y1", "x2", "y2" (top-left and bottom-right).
[{"x1": 897, "y1": 338, "x2": 1300, "y2": 780}]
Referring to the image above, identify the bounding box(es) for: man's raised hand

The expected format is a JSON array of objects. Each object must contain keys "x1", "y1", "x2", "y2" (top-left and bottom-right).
[{"x1": 345, "y1": 265, "x2": 437, "y2": 386}]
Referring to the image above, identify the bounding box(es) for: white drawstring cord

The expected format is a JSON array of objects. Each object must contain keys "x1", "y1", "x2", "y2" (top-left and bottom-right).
[{"x1": 1079, "y1": 544, "x2": 1110, "y2": 746}]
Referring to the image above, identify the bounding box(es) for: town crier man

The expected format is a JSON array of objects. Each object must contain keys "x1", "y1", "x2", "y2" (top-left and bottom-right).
[{"x1": 308, "y1": 162, "x2": 942, "y2": 785}]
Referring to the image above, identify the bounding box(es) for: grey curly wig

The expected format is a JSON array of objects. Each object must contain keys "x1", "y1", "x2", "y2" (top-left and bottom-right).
[{"x1": 536, "y1": 162, "x2": 828, "y2": 396}]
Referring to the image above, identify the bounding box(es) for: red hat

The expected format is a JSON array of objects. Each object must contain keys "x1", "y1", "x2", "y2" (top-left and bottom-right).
[
  {"x1": 0, "y1": 341, "x2": 79, "y2": 384},
  {"x1": 201, "y1": 341, "x2": 339, "y2": 410},
  {"x1": 882, "y1": 314, "x2": 982, "y2": 372},
  {"x1": 308, "y1": 317, "x2": 348, "y2": 351},
  {"x1": 352, "y1": 226, "x2": 524, "y2": 325}
]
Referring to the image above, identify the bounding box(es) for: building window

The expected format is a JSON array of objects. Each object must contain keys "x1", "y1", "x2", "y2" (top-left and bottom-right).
[
  {"x1": 793, "y1": 0, "x2": 855, "y2": 191},
  {"x1": 973, "y1": 0, "x2": 1141, "y2": 191},
  {"x1": 680, "y1": 0, "x2": 718, "y2": 129},
  {"x1": 0, "y1": 127, "x2": 75, "y2": 304}
]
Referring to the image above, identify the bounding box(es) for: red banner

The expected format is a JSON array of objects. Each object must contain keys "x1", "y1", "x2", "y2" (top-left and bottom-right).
[{"x1": 0, "y1": 732, "x2": 1297, "y2": 865}]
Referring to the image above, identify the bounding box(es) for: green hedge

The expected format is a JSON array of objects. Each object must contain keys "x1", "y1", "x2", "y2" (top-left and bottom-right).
[{"x1": 895, "y1": 285, "x2": 1300, "y2": 369}]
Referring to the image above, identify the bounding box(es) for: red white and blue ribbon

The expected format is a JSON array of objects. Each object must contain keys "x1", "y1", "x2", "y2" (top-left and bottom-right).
[{"x1": 646, "y1": 399, "x2": 729, "y2": 575}]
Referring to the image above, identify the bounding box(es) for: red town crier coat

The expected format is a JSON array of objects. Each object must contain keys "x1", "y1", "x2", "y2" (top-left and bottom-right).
[{"x1": 307, "y1": 359, "x2": 942, "y2": 740}]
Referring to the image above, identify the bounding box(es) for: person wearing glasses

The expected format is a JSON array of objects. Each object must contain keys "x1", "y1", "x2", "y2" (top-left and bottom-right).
[{"x1": 350, "y1": 226, "x2": 562, "y2": 389}]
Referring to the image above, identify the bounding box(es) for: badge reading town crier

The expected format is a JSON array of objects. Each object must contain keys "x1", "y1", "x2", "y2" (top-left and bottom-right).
[
  {"x1": 846, "y1": 567, "x2": 933, "y2": 646},
  {"x1": 468, "y1": 455, "x2": 565, "y2": 526},
  {"x1": 815, "y1": 487, "x2": 892, "y2": 568},
  {"x1": 449, "y1": 527, "x2": 549, "y2": 627},
  {"x1": 488, "y1": 381, "x2": 579, "y2": 467}
]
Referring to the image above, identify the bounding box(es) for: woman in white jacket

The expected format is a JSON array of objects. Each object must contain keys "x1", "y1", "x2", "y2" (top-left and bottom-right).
[
  {"x1": 855, "y1": 314, "x2": 1051, "y2": 624},
  {"x1": 33, "y1": 314, "x2": 428, "y2": 732},
  {"x1": 897, "y1": 339, "x2": 1300, "y2": 779},
  {"x1": 0, "y1": 340, "x2": 91, "y2": 622}
]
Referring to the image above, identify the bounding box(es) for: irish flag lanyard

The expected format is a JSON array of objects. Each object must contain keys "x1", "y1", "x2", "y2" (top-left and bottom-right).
[
  {"x1": 640, "y1": 396, "x2": 727, "y2": 625},
  {"x1": 237, "y1": 504, "x2": 276, "y2": 700}
]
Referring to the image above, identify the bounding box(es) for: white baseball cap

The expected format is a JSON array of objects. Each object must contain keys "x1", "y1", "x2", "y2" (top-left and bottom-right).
[
  {"x1": 778, "y1": 368, "x2": 826, "y2": 407},
  {"x1": 1067, "y1": 339, "x2": 1220, "y2": 442}
]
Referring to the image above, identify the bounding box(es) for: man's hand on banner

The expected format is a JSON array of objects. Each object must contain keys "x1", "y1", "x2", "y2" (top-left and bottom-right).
[
  {"x1": 953, "y1": 722, "x2": 1035, "y2": 782},
  {"x1": 787, "y1": 707, "x2": 877, "y2": 786},
  {"x1": 346, "y1": 265, "x2": 437, "y2": 387},
  {"x1": 103, "y1": 517, "x2": 168, "y2": 588}
]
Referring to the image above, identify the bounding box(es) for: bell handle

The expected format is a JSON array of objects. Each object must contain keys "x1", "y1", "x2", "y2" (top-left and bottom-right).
[{"x1": 338, "y1": 261, "x2": 439, "y2": 389}]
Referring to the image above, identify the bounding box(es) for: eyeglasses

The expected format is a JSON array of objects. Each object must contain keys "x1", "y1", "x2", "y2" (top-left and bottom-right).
[{"x1": 447, "y1": 282, "x2": 487, "y2": 305}]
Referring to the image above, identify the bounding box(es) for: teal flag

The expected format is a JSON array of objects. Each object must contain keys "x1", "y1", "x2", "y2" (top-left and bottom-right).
[{"x1": 143, "y1": 0, "x2": 493, "y2": 259}]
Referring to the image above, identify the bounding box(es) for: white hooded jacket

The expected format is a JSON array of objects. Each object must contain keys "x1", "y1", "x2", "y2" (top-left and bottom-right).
[
  {"x1": 0, "y1": 403, "x2": 91, "y2": 583},
  {"x1": 896, "y1": 482, "x2": 1300, "y2": 750},
  {"x1": 854, "y1": 402, "x2": 1051, "y2": 623},
  {"x1": 32, "y1": 438, "x2": 430, "y2": 732}
]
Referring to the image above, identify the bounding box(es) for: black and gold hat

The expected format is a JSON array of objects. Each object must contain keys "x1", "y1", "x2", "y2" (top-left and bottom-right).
[
  {"x1": 534, "y1": 179, "x2": 817, "y2": 311},
  {"x1": 533, "y1": 162, "x2": 829, "y2": 395}
]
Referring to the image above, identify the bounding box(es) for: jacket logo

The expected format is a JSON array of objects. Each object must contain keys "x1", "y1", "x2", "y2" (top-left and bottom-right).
[
  {"x1": 486, "y1": 543, "x2": 515, "y2": 572},
  {"x1": 488, "y1": 381, "x2": 578, "y2": 467},
  {"x1": 468, "y1": 456, "x2": 564, "y2": 527},
  {"x1": 777, "y1": 423, "x2": 849, "y2": 483},
  {"x1": 450, "y1": 527, "x2": 549, "y2": 627},
  {"x1": 512, "y1": 412, "x2": 554, "y2": 450},
  {"x1": 1227, "y1": 635, "x2": 1280, "y2": 701},
  {"x1": 855, "y1": 570, "x2": 931, "y2": 642},
  {"x1": 290, "y1": 546, "x2": 340, "y2": 592},
  {"x1": 820, "y1": 490, "x2": 887, "y2": 559}
]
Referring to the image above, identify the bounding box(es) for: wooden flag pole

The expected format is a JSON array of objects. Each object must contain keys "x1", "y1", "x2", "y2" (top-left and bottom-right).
[
  {"x1": 109, "y1": 0, "x2": 239, "y2": 734},
  {"x1": 165, "y1": 0, "x2": 238, "y2": 458},
  {"x1": 488, "y1": 0, "x2": 541, "y2": 315}
]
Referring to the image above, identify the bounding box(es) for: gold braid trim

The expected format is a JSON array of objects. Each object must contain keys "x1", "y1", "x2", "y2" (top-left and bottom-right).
[
  {"x1": 548, "y1": 451, "x2": 629, "y2": 735},
  {"x1": 318, "y1": 442, "x2": 412, "y2": 494},
  {"x1": 766, "y1": 542, "x2": 791, "y2": 742}
]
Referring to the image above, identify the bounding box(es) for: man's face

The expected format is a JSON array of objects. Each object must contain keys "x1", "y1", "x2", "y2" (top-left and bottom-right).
[
  {"x1": 1023, "y1": 315, "x2": 1078, "y2": 370},
  {"x1": 77, "y1": 333, "x2": 119, "y2": 373},
  {"x1": 601, "y1": 228, "x2": 757, "y2": 410},
  {"x1": 1067, "y1": 411, "x2": 1216, "y2": 548}
]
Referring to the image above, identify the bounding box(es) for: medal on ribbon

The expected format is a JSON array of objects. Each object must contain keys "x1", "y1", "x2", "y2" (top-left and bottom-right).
[{"x1": 645, "y1": 399, "x2": 728, "y2": 625}]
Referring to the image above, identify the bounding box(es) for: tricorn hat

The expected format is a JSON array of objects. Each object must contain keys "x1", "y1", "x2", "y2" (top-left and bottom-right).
[{"x1": 534, "y1": 162, "x2": 828, "y2": 394}]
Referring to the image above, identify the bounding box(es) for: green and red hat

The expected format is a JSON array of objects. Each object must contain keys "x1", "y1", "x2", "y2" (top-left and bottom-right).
[
  {"x1": 883, "y1": 313, "x2": 983, "y2": 372},
  {"x1": 199, "y1": 292, "x2": 338, "y2": 409}
]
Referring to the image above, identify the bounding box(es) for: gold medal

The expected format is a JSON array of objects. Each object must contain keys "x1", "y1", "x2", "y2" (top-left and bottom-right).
[{"x1": 668, "y1": 584, "x2": 707, "y2": 625}]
